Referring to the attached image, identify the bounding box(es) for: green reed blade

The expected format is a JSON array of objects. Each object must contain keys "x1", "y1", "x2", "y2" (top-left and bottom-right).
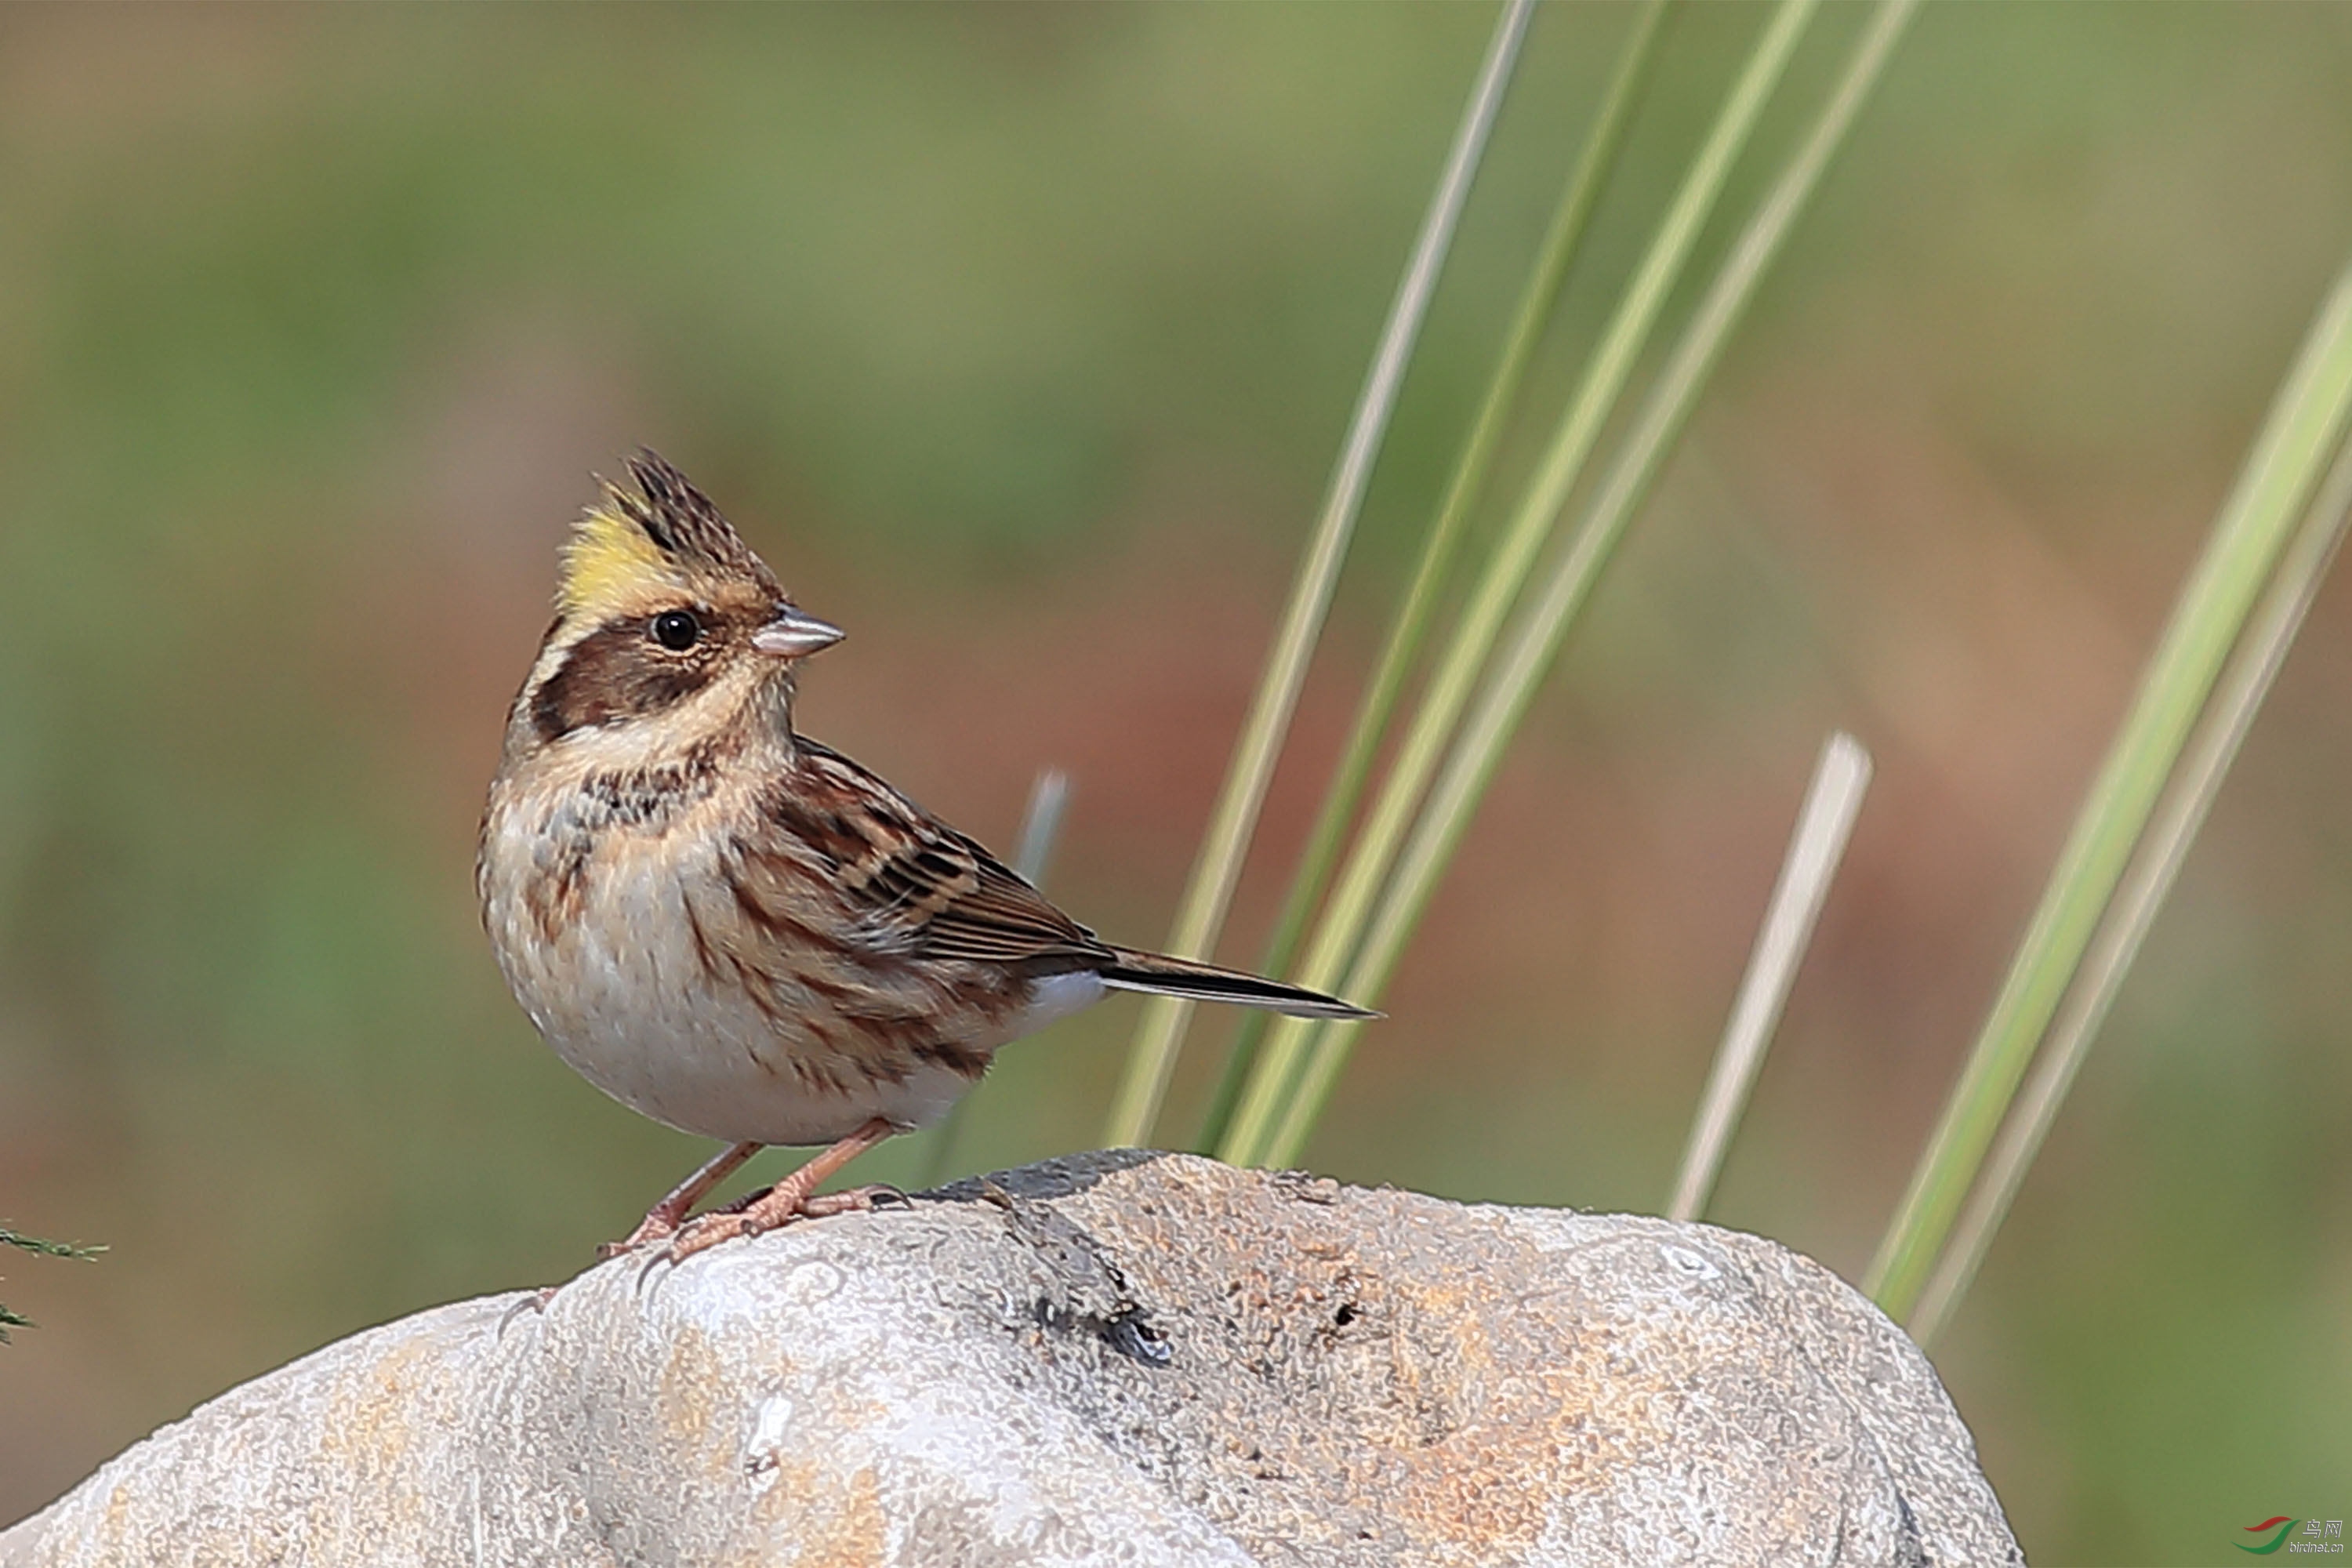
[
  {"x1": 1192, "y1": 0, "x2": 1676, "y2": 1158},
  {"x1": 1250, "y1": 0, "x2": 1921, "y2": 1172},
  {"x1": 1221, "y1": 0, "x2": 1850, "y2": 1169},
  {"x1": 1103, "y1": 0, "x2": 1537, "y2": 1149},
  {"x1": 1866, "y1": 257, "x2": 2352, "y2": 1324},
  {"x1": 1906, "y1": 411, "x2": 2352, "y2": 1348}
]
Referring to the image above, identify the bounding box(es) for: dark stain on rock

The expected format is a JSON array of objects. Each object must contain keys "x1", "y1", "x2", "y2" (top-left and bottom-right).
[{"x1": 980, "y1": 1179, "x2": 1171, "y2": 1370}]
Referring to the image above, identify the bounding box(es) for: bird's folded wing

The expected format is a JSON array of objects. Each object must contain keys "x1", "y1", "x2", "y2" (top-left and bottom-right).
[
  {"x1": 916, "y1": 851, "x2": 1107, "y2": 968},
  {"x1": 784, "y1": 741, "x2": 1108, "y2": 970}
]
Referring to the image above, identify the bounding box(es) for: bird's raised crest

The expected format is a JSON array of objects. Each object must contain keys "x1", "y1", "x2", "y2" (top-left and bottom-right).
[{"x1": 557, "y1": 451, "x2": 780, "y2": 621}]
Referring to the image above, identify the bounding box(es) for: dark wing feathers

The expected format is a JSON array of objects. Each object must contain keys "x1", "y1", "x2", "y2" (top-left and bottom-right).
[
  {"x1": 920, "y1": 856, "x2": 1107, "y2": 967},
  {"x1": 782, "y1": 741, "x2": 1109, "y2": 971},
  {"x1": 774, "y1": 739, "x2": 1373, "y2": 1016}
]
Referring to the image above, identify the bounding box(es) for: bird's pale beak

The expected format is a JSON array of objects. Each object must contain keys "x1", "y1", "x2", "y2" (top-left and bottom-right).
[{"x1": 752, "y1": 605, "x2": 846, "y2": 659}]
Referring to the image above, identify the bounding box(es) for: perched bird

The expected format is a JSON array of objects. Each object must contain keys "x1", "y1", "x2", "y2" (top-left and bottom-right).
[{"x1": 478, "y1": 452, "x2": 1372, "y2": 1261}]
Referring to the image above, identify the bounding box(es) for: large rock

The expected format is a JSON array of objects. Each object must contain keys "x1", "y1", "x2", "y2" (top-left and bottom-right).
[{"x1": 0, "y1": 1151, "x2": 2020, "y2": 1566}]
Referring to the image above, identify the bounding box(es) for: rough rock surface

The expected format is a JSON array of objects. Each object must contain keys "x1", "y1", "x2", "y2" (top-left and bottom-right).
[{"x1": 1, "y1": 1151, "x2": 2020, "y2": 1566}]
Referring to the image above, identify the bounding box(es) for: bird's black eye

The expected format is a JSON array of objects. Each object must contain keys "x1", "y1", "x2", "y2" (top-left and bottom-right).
[{"x1": 650, "y1": 610, "x2": 702, "y2": 652}]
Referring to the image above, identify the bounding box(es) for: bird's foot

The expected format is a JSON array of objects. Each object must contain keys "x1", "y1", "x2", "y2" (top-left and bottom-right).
[
  {"x1": 652, "y1": 1119, "x2": 901, "y2": 1269},
  {"x1": 658, "y1": 1181, "x2": 906, "y2": 1265},
  {"x1": 595, "y1": 1139, "x2": 764, "y2": 1260}
]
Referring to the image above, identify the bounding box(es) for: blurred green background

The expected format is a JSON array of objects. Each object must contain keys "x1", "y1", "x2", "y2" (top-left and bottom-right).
[{"x1": 2, "y1": 4, "x2": 2350, "y2": 1561}]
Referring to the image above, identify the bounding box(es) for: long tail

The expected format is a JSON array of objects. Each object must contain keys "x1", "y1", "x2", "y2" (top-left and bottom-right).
[{"x1": 1098, "y1": 948, "x2": 1378, "y2": 1020}]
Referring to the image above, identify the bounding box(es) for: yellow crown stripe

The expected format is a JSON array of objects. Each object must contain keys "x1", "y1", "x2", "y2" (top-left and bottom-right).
[{"x1": 557, "y1": 505, "x2": 676, "y2": 619}]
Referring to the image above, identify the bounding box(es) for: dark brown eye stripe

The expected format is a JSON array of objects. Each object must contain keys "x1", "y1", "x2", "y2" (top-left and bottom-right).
[{"x1": 532, "y1": 619, "x2": 721, "y2": 741}]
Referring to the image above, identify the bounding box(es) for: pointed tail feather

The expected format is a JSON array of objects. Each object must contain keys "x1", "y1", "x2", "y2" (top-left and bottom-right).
[{"x1": 1098, "y1": 949, "x2": 1378, "y2": 1020}]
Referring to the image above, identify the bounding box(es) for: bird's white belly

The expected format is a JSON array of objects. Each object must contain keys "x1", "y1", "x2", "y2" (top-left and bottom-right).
[{"x1": 483, "y1": 816, "x2": 1102, "y2": 1146}]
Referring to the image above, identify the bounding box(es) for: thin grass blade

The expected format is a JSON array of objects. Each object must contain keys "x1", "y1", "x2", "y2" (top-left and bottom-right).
[
  {"x1": 915, "y1": 768, "x2": 1072, "y2": 1189},
  {"x1": 1105, "y1": 0, "x2": 1538, "y2": 1148},
  {"x1": 1220, "y1": 0, "x2": 1830, "y2": 1168},
  {"x1": 1194, "y1": 0, "x2": 1677, "y2": 1156},
  {"x1": 1668, "y1": 731, "x2": 1873, "y2": 1222},
  {"x1": 1907, "y1": 426, "x2": 2352, "y2": 1346},
  {"x1": 1237, "y1": 0, "x2": 1918, "y2": 1171},
  {"x1": 1866, "y1": 257, "x2": 2352, "y2": 1321},
  {"x1": 1010, "y1": 771, "x2": 1073, "y2": 887}
]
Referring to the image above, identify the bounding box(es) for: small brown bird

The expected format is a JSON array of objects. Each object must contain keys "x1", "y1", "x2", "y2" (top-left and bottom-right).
[{"x1": 478, "y1": 453, "x2": 1370, "y2": 1261}]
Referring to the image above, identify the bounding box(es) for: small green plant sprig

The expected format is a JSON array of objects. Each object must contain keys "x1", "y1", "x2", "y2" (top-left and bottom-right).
[{"x1": 0, "y1": 1225, "x2": 103, "y2": 1344}]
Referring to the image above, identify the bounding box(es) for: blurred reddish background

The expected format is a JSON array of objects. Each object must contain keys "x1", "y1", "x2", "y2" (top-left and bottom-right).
[{"x1": 2, "y1": 5, "x2": 2350, "y2": 1562}]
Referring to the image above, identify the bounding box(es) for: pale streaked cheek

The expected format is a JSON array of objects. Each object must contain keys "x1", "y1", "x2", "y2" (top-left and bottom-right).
[{"x1": 513, "y1": 662, "x2": 788, "y2": 786}]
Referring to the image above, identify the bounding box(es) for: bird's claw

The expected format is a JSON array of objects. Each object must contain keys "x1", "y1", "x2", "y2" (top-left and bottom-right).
[
  {"x1": 496, "y1": 1285, "x2": 560, "y2": 1338},
  {"x1": 634, "y1": 1181, "x2": 907, "y2": 1283},
  {"x1": 597, "y1": 1210, "x2": 684, "y2": 1261},
  {"x1": 800, "y1": 1182, "x2": 908, "y2": 1217}
]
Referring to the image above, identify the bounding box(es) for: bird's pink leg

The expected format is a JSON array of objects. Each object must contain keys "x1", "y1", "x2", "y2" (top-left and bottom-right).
[
  {"x1": 600, "y1": 1140, "x2": 762, "y2": 1258},
  {"x1": 663, "y1": 1119, "x2": 898, "y2": 1263}
]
